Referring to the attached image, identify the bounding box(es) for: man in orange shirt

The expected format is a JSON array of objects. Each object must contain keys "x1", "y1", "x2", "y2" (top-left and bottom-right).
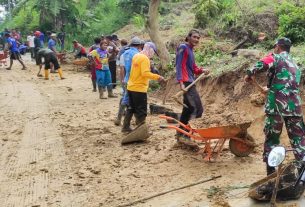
[{"x1": 122, "y1": 42, "x2": 165, "y2": 133}]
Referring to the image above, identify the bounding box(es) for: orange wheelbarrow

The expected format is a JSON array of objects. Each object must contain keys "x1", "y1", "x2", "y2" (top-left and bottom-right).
[{"x1": 159, "y1": 115, "x2": 255, "y2": 161}]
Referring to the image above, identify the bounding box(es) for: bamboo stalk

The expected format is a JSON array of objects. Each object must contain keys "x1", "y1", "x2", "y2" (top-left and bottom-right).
[{"x1": 117, "y1": 175, "x2": 222, "y2": 207}]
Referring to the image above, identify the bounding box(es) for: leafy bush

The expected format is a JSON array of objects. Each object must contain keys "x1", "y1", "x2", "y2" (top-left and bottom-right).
[
  {"x1": 132, "y1": 14, "x2": 146, "y2": 30},
  {"x1": 0, "y1": 0, "x2": 129, "y2": 48},
  {"x1": 194, "y1": 39, "x2": 224, "y2": 66},
  {"x1": 195, "y1": 0, "x2": 234, "y2": 28},
  {"x1": 276, "y1": 1, "x2": 305, "y2": 43},
  {"x1": 118, "y1": 0, "x2": 149, "y2": 15}
]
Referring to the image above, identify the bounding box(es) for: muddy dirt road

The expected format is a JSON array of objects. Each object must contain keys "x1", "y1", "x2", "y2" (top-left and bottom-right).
[{"x1": 0, "y1": 55, "x2": 304, "y2": 206}]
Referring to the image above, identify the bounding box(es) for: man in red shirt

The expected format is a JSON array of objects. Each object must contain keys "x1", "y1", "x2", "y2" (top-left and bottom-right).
[{"x1": 72, "y1": 40, "x2": 87, "y2": 59}]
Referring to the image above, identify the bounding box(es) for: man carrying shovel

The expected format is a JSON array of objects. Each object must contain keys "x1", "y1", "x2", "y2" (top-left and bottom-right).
[
  {"x1": 244, "y1": 38, "x2": 305, "y2": 175},
  {"x1": 175, "y1": 29, "x2": 209, "y2": 144}
]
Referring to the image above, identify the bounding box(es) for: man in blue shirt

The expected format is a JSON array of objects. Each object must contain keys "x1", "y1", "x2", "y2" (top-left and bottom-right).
[
  {"x1": 40, "y1": 32, "x2": 45, "y2": 46},
  {"x1": 48, "y1": 33, "x2": 57, "y2": 73},
  {"x1": 48, "y1": 33, "x2": 57, "y2": 53},
  {"x1": 114, "y1": 37, "x2": 143, "y2": 129},
  {"x1": 4, "y1": 33, "x2": 26, "y2": 70}
]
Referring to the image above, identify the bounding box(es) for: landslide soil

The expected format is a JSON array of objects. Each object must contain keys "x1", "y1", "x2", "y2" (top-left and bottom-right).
[{"x1": 0, "y1": 54, "x2": 303, "y2": 207}]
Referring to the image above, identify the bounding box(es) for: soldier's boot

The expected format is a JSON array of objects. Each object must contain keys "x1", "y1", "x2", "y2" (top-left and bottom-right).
[
  {"x1": 58, "y1": 68, "x2": 65, "y2": 79},
  {"x1": 121, "y1": 110, "x2": 133, "y2": 133},
  {"x1": 92, "y1": 79, "x2": 97, "y2": 92},
  {"x1": 44, "y1": 69, "x2": 49, "y2": 80},
  {"x1": 114, "y1": 104, "x2": 126, "y2": 126},
  {"x1": 108, "y1": 88, "x2": 117, "y2": 98}
]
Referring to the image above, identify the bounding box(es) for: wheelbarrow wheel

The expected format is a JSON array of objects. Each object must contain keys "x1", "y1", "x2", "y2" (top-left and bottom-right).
[{"x1": 229, "y1": 135, "x2": 254, "y2": 157}]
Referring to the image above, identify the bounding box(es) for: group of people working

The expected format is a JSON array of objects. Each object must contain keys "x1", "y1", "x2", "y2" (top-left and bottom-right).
[
  {"x1": 2, "y1": 27, "x2": 305, "y2": 176},
  {"x1": 87, "y1": 35, "x2": 165, "y2": 133}
]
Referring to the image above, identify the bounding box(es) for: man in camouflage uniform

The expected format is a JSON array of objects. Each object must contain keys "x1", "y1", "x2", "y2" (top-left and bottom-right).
[{"x1": 245, "y1": 38, "x2": 305, "y2": 175}]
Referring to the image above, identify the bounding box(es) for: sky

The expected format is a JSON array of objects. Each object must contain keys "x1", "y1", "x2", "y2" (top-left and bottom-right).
[{"x1": 0, "y1": 6, "x2": 5, "y2": 18}]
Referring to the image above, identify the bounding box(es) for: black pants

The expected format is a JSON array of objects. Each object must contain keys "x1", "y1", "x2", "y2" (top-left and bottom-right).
[
  {"x1": 45, "y1": 53, "x2": 60, "y2": 70},
  {"x1": 128, "y1": 90, "x2": 147, "y2": 120},
  {"x1": 34, "y1": 48, "x2": 40, "y2": 65},
  {"x1": 109, "y1": 60, "x2": 117, "y2": 89},
  {"x1": 179, "y1": 83, "x2": 203, "y2": 125},
  {"x1": 10, "y1": 51, "x2": 21, "y2": 60},
  {"x1": 75, "y1": 52, "x2": 87, "y2": 59}
]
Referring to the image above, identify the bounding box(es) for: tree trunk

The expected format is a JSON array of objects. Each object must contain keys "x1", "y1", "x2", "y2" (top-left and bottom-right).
[{"x1": 146, "y1": 0, "x2": 171, "y2": 70}]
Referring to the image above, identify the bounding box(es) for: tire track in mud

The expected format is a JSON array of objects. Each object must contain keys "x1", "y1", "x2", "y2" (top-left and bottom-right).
[
  {"x1": 0, "y1": 68, "x2": 81, "y2": 206},
  {"x1": 0, "y1": 70, "x2": 17, "y2": 109}
]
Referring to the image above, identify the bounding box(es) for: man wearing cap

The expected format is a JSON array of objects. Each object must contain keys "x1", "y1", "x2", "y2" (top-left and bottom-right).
[
  {"x1": 175, "y1": 29, "x2": 209, "y2": 144},
  {"x1": 245, "y1": 38, "x2": 305, "y2": 175},
  {"x1": 48, "y1": 33, "x2": 57, "y2": 54},
  {"x1": 48, "y1": 33, "x2": 59, "y2": 73},
  {"x1": 121, "y1": 42, "x2": 165, "y2": 132},
  {"x1": 114, "y1": 37, "x2": 142, "y2": 127},
  {"x1": 34, "y1": 31, "x2": 43, "y2": 76}
]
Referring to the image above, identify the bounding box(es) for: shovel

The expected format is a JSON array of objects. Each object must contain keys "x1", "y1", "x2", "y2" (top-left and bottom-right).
[
  {"x1": 121, "y1": 122, "x2": 150, "y2": 144},
  {"x1": 173, "y1": 72, "x2": 207, "y2": 107}
]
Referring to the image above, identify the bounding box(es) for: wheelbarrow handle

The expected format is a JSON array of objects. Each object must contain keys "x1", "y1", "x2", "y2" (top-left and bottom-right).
[
  {"x1": 159, "y1": 115, "x2": 192, "y2": 131},
  {"x1": 159, "y1": 124, "x2": 202, "y2": 141}
]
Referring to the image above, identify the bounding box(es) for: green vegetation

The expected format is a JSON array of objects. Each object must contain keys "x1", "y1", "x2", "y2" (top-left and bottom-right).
[
  {"x1": 1, "y1": 0, "x2": 305, "y2": 73},
  {"x1": 194, "y1": 0, "x2": 305, "y2": 44},
  {"x1": 276, "y1": 1, "x2": 305, "y2": 43},
  {"x1": 0, "y1": 0, "x2": 129, "y2": 46}
]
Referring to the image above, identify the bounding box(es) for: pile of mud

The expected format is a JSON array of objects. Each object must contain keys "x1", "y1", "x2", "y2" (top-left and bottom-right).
[
  {"x1": 155, "y1": 62, "x2": 269, "y2": 142},
  {"x1": 192, "y1": 67, "x2": 266, "y2": 129}
]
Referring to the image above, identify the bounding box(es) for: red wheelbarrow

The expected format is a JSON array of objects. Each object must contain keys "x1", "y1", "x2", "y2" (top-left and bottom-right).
[
  {"x1": 159, "y1": 115, "x2": 255, "y2": 161},
  {"x1": 0, "y1": 51, "x2": 8, "y2": 61}
]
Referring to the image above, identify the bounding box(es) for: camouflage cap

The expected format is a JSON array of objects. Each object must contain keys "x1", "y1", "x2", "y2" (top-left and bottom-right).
[{"x1": 274, "y1": 37, "x2": 292, "y2": 47}]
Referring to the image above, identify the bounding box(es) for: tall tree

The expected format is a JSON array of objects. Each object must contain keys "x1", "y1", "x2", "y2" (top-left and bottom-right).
[
  {"x1": 146, "y1": 0, "x2": 170, "y2": 70},
  {"x1": 32, "y1": 0, "x2": 78, "y2": 31}
]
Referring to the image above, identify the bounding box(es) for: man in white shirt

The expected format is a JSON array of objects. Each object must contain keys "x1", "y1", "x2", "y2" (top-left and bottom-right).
[{"x1": 27, "y1": 32, "x2": 35, "y2": 61}]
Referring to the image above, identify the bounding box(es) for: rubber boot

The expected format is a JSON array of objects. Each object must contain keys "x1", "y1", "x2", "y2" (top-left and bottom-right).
[
  {"x1": 108, "y1": 88, "x2": 117, "y2": 98},
  {"x1": 266, "y1": 164, "x2": 275, "y2": 176},
  {"x1": 58, "y1": 68, "x2": 65, "y2": 79},
  {"x1": 135, "y1": 116, "x2": 146, "y2": 126},
  {"x1": 44, "y1": 69, "x2": 49, "y2": 80},
  {"x1": 98, "y1": 87, "x2": 107, "y2": 99},
  {"x1": 121, "y1": 110, "x2": 133, "y2": 133},
  {"x1": 114, "y1": 102, "x2": 126, "y2": 126},
  {"x1": 92, "y1": 79, "x2": 97, "y2": 92}
]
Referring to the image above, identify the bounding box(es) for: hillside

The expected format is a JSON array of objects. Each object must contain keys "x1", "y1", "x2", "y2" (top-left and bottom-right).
[{"x1": 1, "y1": 0, "x2": 305, "y2": 207}]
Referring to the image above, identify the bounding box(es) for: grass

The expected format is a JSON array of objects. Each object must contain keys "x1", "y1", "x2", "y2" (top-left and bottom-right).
[{"x1": 291, "y1": 44, "x2": 305, "y2": 68}]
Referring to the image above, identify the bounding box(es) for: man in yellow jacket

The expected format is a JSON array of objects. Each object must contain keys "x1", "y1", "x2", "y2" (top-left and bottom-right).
[{"x1": 122, "y1": 42, "x2": 165, "y2": 132}]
